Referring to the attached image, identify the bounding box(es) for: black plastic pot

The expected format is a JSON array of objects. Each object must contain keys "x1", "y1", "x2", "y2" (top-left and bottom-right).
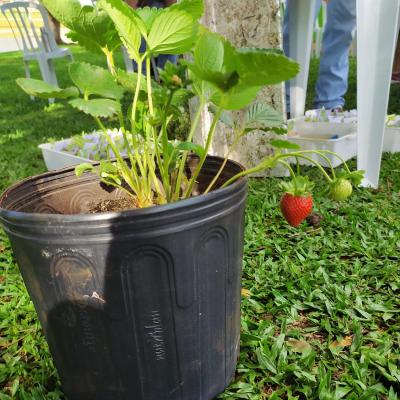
[{"x1": 0, "y1": 156, "x2": 247, "y2": 400}]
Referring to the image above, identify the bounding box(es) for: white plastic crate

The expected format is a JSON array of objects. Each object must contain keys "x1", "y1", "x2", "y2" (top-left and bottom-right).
[
  {"x1": 39, "y1": 142, "x2": 91, "y2": 171},
  {"x1": 383, "y1": 127, "x2": 400, "y2": 152},
  {"x1": 287, "y1": 117, "x2": 357, "y2": 167},
  {"x1": 38, "y1": 130, "x2": 126, "y2": 171}
]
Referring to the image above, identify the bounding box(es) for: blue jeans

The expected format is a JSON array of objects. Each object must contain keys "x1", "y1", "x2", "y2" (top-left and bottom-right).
[{"x1": 283, "y1": 0, "x2": 356, "y2": 110}]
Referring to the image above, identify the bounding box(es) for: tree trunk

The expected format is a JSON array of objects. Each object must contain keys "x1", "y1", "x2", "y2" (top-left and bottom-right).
[
  {"x1": 192, "y1": 0, "x2": 286, "y2": 176},
  {"x1": 48, "y1": 15, "x2": 63, "y2": 45}
]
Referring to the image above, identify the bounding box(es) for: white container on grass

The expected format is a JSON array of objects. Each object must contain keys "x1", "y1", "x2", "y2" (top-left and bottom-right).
[
  {"x1": 287, "y1": 117, "x2": 357, "y2": 167},
  {"x1": 38, "y1": 130, "x2": 126, "y2": 171},
  {"x1": 39, "y1": 142, "x2": 91, "y2": 171},
  {"x1": 383, "y1": 127, "x2": 400, "y2": 152},
  {"x1": 288, "y1": 115, "x2": 400, "y2": 168}
]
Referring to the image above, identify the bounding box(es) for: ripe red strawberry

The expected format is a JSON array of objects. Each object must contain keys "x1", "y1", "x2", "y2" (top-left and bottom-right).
[{"x1": 279, "y1": 176, "x2": 314, "y2": 227}]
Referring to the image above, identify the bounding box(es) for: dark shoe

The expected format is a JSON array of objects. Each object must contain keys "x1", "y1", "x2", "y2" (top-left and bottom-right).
[
  {"x1": 330, "y1": 106, "x2": 344, "y2": 114},
  {"x1": 392, "y1": 73, "x2": 400, "y2": 84}
]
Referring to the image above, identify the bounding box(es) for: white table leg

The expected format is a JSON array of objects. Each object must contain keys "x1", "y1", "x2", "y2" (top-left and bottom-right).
[
  {"x1": 357, "y1": 0, "x2": 400, "y2": 187},
  {"x1": 288, "y1": 0, "x2": 316, "y2": 118}
]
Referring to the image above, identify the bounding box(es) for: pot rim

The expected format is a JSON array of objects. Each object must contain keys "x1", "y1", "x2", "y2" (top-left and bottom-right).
[{"x1": 0, "y1": 155, "x2": 247, "y2": 223}]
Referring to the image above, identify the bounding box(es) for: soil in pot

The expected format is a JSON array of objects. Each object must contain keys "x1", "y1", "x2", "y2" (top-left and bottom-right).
[{"x1": 88, "y1": 197, "x2": 138, "y2": 213}]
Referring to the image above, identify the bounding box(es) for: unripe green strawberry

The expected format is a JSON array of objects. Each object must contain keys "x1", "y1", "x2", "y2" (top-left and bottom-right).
[{"x1": 329, "y1": 179, "x2": 353, "y2": 201}]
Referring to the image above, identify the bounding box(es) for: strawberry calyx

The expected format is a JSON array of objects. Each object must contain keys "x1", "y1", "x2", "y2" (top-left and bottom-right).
[
  {"x1": 335, "y1": 169, "x2": 365, "y2": 186},
  {"x1": 279, "y1": 176, "x2": 314, "y2": 197}
]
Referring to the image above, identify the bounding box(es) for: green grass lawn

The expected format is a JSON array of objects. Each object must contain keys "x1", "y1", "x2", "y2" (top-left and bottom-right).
[{"x1": 0, "y1": 46, "x2": 400, "y2": 399}]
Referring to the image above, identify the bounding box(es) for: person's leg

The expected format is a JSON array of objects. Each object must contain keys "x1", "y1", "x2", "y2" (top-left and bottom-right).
[
  {"x1": 156, "y1": 54, "x2": 178, "y2": 69},
  {"x1": 313, "y1": 0, "x2": 356, "y2": 109}
]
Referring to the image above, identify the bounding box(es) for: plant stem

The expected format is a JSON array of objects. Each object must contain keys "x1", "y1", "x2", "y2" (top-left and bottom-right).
[
  {"x1": 173, "y1": 99, "x2": 205, "y2": 200},
  {"x1": 203, "y1": 128, "x2": 242, "y2": 194},
  {"x1": 127, "y1": 57, "x2": 147, "y2": 185},
  {"x1": 220, "y1": 163, "x2": 268, "y2": 188},
  {"x1": 118, "y1": 111, "x2": 137, "y2": 181},
  {"x1": 104, "y1": 48, "x2": 116, "y2": 76},
  {"x1": 184, "y1": 107, "x2": 222, "y2": 198},
  {"x1": 118, "y1": 111, "x2": 125, "y2": 132},
  {"x1": 318, "y1": 150, "x2": 352, "y2": 173},
  {"x1": 278, "y1": 160, "x2": 296, "y2": 179},
  {"x1": 161, "y1": 91, "x2": 174, "y2": 200},
  {"x1": 131, "y1": 55, "x2": 144, "y2": 129},
  {"x1": 94, "y1": 117, "x2": 138, "y2": 192},
  {"x1": 278, "y1": 152, "x2": 333, "y2": 182},
  {"x1": 144, "y1": 55, "x2": 165, "y2": 202},
  {"x1": 312, "y1": 150, "x2": 336, "y2": 179},
  {"x1": 146, "y1": 57, "x2": 154, "y2": 115}
]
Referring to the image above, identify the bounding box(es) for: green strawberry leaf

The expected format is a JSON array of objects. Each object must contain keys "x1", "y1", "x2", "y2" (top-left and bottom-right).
[
  {"x1": 98, "y1": 0, "x2": 145, "y2": 61},
  {"x1": 267, "y1": 126, "x2": 288, "y2": 135},
  {"x1": 99, "y1": 161, "x2": 121, "y2": 184},
  {"x1": 169, "y1": 0, "x2": 204, "y2": 20},
  {"x1": 136, "y1": 7, "x2": 163, "y2": 33},
  {"x1": 69, "y1": 98, "x2": 121, "y2": 118},
  {"x1": 175, "y1": 141, "x2": 205, "y2": 157},
  {"x1": 69, "y1": 62, "x2": 124, "y2": 100},
  {"x1": 271, "y1": 140, "x2": 300, "y2": 150},
  {"x1": 336, "y1": 169, "x2": 365, "y2": 186},
  {"x1": 236, "y1": 48, "x2": 300, "y2": 86},
  {"x1": 75, "y1": 163, "x2": 95, "y2": 177},
  {"x1": 194, "y1": 30, "x2": 224, "y2": 74},
  {"x1": 42, "y1": 0, "x2": 121, "y2": 53},
  {"x1": 245, "y1": 103, "x2": 284, "y2": 129},
  {"x1": 41, "y1": 0, "x2": 81, "y2": 27},
  {"x1": 171, "y1": 88, "x2": 193, "y2": 106},
  {"x1": 208, "y1": 105, "x2": 235, "y2": 127},
  {"x1": 189, "y1": 30, "x2": 238, "y2": 92},
  {"x1": 115, "y1": 68, "x2": 148, "y2": 93},
  {"x1": 147, "y1": 8, "x2": 198, "y2": 55},
  {"x1": 16, "y1": 78, "x2": 79, "y2": 99},
  {"x1": 211, "y1": 84, "x2": 261, "y2": 110},
  {"x1": 347, "y1": 170, "x2": 365, "y2": 186}
]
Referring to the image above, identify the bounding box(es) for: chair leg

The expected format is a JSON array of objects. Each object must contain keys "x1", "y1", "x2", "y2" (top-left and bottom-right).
[
  {"x1": 23, "y1": 60, "x2": 35, "y2": 101},
  {"x1": 121, "y1": 46, "x2": 134, "y2": 73},
  {"x1": 357, "y1": 0, "x2": 400, "y2": 187},
  {"x1": 288, "y1": 0, "x2": 317, "y2": 118},
  {"x1": 38, "y1": 57, "x2": 58, "y2": 104}
]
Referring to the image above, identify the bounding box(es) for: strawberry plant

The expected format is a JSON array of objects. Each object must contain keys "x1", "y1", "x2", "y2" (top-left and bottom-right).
[{"x1": 16, "y1": 0, "x2": 362, "y2": 212}]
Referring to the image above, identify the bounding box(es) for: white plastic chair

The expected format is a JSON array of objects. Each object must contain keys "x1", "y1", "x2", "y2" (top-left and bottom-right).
[
  {"x1": 288, "y1": 0, "x2": 400, "y2": 188},
  {"x1": 122, "y1": 46, "x2": 134, "y2": 74},
  {"x1": 356, "y1": 0, "x2": 400, "y2": 187},
  {"x1": 1, "y1": 1, "x2": 73, "y2": 101},
  {"x1": 287, "y1": 0, "x2": 316, "y2": 118}
]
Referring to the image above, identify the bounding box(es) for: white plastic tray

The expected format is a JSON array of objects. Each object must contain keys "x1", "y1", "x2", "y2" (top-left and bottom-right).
[
  {"x1": 287, "y1": 117, "x2": 400, "y2": 168},
  {"x1": 383, "y1": 127, "x2": 400, "y2": 152},
  {"x1": 39, "y1": 142, "x2": 91, "y2": 171},
  {"x1": 287, "y1": 118, "x2": 357, "y2": 167}
]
